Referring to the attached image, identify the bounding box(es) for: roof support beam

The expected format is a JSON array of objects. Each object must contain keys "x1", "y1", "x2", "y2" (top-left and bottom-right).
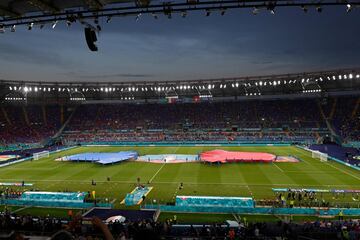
[
  {"x1": 27, "y1": 0, "x2": 59, "y2": 13},
  {"x1": 0, "y1": 6, "x2": 20, "y2": 18},
  {"x1": 83, "y1": 0, "x2": 104, "y2": 9}
]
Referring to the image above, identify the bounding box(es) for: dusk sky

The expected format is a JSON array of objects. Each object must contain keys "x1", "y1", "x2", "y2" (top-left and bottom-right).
[{"x1": 0, "y1": 6, "x2": 359, "y2": 82}]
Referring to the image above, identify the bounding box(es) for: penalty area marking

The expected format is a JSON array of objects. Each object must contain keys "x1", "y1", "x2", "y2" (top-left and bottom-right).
[
  {"x1": 324, "y1": 162, "x2": 360, "y2": 181},
  {"x1": 148, "y1": 163, "x2": 166, "y2": 183}
]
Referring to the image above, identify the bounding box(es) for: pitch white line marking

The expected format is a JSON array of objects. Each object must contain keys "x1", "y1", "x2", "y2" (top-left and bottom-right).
[
  {"x1": 273, "y1": 163, "x2": 284, "y2": 173},
  {"x1": 291, "y1": 148, "x2": 312, "y2": 165},
  {"x1": 148, "y1": 163, "x2": 166, "y2": 183},
  {"x1": 324, "y1": 162, "x2": 360, "y2": 181},
  {"x1": 246, "y1": 185, "x2": 253, "y2": 196},
  {"x1": 0, "y1": 178, "x2": 358, "y2": 188}
]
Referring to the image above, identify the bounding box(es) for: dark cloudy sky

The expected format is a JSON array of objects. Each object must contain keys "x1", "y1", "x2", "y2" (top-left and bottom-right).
[{"x1": 0, "y1": 6, "x2": 359, "y2": 82}]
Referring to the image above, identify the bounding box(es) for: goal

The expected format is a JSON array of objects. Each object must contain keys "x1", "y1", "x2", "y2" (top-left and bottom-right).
[
  {"x1": 33, "y1": 151, "x2": 50, "y2": 160},
  {"x1": 311, "y1": 150, "x2": 328, "y2": 162}
]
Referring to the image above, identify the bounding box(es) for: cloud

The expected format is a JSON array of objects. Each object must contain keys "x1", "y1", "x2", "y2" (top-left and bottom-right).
[
  {"x1": 0, "y1": 41, "x2": 70, "y2": 67},
  {"x1": 76, "y1": 73, "x2": 154, "y2": 79}
]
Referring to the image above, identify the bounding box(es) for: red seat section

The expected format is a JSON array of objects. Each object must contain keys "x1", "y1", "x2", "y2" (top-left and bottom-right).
[{"x1": 200, "y1": 150, "x2": 276, "y2": 163}]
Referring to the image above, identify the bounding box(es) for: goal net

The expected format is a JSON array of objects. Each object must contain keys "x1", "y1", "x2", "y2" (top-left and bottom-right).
[
  {"x1": 311, "y1": 150, "x2": 328, "y2": 162},
  {"x1": 33, "y1": 151, "x2": 50, "y2": 160}
]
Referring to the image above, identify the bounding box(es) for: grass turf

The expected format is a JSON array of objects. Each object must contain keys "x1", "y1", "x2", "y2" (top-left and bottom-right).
[{"x1": 1, "y1": 145, "x2": 360, "y2": 209}]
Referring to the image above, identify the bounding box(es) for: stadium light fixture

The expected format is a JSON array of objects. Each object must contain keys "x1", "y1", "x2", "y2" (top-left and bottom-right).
[
  {"x1": 135, "y1": 13, "x2": 142, "y2": 21},
  {"x1": 10, "y1": 25, "x2": 16, "y2": 32},
  {"x1": 205, "y1": 9, "x2": 211, "y2": 17},
  {"x1": 252, "y1": 7, "x2": 259, "y2": 15},
  {"x1": 267, "y1": 3, "x2": 276, "y2": 14},
  {"x1": 28, "y1": 23, "x2": 34, "y2": 30},
  {"x1": 151, "y1": 13, "x2": 158, "y2": 19},
  {"x1": 301, "y1": 5, "x2": 308, "y2": 13},
  {"x1": 220, "y1": 8, "x2": 226, "y2": 16},
  {"x1": 181, "y1": 11, "x2": 187, "y2": 18},
  {"x1": 346, "y1": 3, "x2": 352, "y2": 12},
  {"x1": 52, "y1": 20, "x2": 58, "y2": 29},
  {"x1": 316, "y1": 6, "x2": 322, "y2": 13},
  {"x1": 106, "y1": 16, "x2": 112, "y2": 23},
  {"x1": 349, "y1": 74, "x2": 353, "y2": 79}
]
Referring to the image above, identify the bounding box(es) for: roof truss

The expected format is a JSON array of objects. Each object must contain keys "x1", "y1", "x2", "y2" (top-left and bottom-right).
[{"x1": 27, "y1": 0, "x2": 59, "y2": 13}]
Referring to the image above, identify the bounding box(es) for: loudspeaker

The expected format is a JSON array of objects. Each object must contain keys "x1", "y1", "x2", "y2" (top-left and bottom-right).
[{"x1": 84, "y1": 27, "x2": 98, "y2": 52}]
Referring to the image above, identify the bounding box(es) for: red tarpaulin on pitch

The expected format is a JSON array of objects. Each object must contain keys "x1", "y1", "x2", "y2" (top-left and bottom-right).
[{"x1": 200, "y1": 150, "x2": 276, "y2": 163}]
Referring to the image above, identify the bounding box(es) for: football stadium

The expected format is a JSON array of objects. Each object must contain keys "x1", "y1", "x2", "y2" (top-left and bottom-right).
[{"x1": 1, "y1": 0, "x2": 360, "y2": 239}]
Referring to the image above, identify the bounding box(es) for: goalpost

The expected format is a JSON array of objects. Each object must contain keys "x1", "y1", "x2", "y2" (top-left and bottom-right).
[
  {"x1": 311, "y1": 150, "x2": 328, "y2": 162},
  {"x1": 33, "y1": 151, "x2": 50, "y2": 160}
]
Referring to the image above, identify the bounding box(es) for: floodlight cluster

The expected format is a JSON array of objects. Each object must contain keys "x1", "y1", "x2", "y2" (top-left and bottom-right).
[
  {"x1": 303, "y1": 89, "x2": 322, "y2": 93},
  {"x1": 120, "y1": 96, "x2": 135, "y2": 100},
  {"x1": 3, "y1": 72, "x2": 358, "y2": 102},
  {"x1": 70, "y1": 97, "x2": 86, "y2": 101},
  {"x1": 4, "y1": 97, "x2": 26, "y2": 101},
  {"x1": 199, "y1": 94, "x2": 213, "y2": 98}
]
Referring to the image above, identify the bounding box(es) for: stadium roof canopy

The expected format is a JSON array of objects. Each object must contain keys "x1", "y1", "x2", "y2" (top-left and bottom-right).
[
  {"x1": 0, "y1": 0, "x2": 359, "y2": 28},
  {"x1": 1, "y1": 68, "x2": 360, "y2": 104}
]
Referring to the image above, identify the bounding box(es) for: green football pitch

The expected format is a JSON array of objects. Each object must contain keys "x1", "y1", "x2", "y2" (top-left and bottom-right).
[{"x1": 1, "y1": 145, "x2": 360, "y2": 209}]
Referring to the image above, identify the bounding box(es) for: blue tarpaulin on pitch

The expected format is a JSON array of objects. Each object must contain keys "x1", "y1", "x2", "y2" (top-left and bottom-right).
[{"x1": 64, "y1": 151, "x2": 138, "y2": 165}]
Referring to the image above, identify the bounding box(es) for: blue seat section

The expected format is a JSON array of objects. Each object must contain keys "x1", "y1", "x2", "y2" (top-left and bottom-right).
[
  {"x1": 65, "y1": 151, "x2": 138, "y2": 165},
  {"x1": 125, "y1": 187, "x2": 151, "y2": 206},
  {"x1": 144, "y1": 205, "x2": 360, "y2": 216},
  {"x1": 175, "y1": 196, "x2": 254, "y2": 208},
  {"x1": 0, "y1": 191, "x2": 112, "y2": 209}
]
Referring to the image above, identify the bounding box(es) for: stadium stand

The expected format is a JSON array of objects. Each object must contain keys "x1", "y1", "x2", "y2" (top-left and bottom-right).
[
  {"x1": 0, "y1": 97, "x2": 359, "y2": 150},
  {"x1": 1, "y1": 210, "x2": 360, "y2": 239},
  {"x1": 0, "y1": 105, "x2": 70, "y2": 150},
  {"x1": 60, "y1": 98, "x2": 334, "y2": 145}
]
